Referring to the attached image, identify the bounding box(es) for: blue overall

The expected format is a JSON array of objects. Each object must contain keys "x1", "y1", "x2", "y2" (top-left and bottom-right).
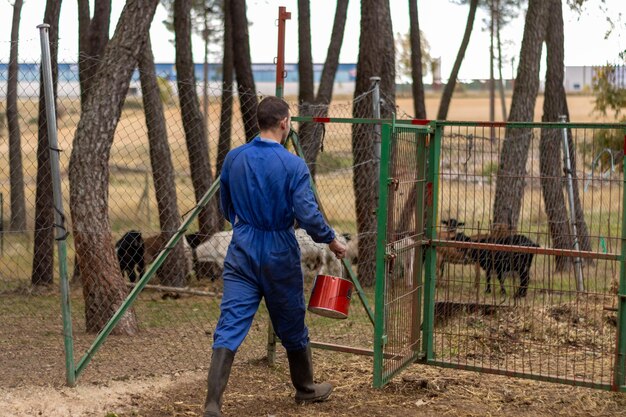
[{"x1": 213, "y1": 136, "x2": 335, "y2": 353}]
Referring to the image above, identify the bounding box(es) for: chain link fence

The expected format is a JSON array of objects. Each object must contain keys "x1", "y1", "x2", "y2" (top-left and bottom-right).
[
  {"x1": 0, "y1": 39, "x2": 380, "y2": 386},
  {"x1": 429, "y1": 121, "x2": 625, "y2": 388}
]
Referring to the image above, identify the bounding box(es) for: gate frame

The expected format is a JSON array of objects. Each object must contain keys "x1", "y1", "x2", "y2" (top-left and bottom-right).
[{"x1": 373, "y1": 122, "x2": 434, "y2": 387}]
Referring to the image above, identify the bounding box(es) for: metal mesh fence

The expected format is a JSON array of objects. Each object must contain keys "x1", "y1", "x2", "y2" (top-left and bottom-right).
[
  {"x1": 0, "y1": 43, "x2": 379, "y2": 386},
  {"x1": 430, "y1": 122, "x2": 624, "y2": 388},
  {"x1": 377, "y1": 125, "x2": 428, "y2": 385}
]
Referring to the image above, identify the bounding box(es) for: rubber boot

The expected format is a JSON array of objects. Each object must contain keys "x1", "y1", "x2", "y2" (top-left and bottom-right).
[
  {"x1": 203, "y1": 348, "x2": 235, "y2": 417},
  {"x1": 286, "y1": 344, "x2": 333, "y2": 404}
]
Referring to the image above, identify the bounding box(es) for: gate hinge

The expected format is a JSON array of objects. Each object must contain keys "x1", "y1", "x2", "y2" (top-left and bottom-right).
[{"x1": 381, "y1": 335, "x2": 388, "y2": 345}]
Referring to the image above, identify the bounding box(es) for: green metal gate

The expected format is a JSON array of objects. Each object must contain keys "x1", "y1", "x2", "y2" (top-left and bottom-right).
[
  {"x1": 373, "y1": 123, "x2": 433, "y2": 387},
  {"x1": 375, "y1": 120, "x2": 626, "y2": 392}
]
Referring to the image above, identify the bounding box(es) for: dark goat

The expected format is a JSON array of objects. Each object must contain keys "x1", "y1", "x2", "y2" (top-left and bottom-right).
[
  {"x1": 466, "y1": 234, "x2": 539, "y2": 298},
  {"x1": 115, "y1": 230, "x2": 145, "y2": 283}
]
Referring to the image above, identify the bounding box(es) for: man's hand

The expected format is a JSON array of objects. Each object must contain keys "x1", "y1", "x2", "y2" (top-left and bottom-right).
[{"x1": 329, "y1": 238, "x2": 347, "y2": 260}]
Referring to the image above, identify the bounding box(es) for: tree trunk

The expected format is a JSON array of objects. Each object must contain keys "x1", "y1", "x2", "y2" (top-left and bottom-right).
[
  {"x1": 203, "y1": 5, "x2": 210, "y2": 131},
  {"x1": 78, "y1": 0, "x2": 112, "y2": 109},
  {"x1": 409, "y1": 0, "x2": 426, "y2": 120},
  {"x1": 139, "y1": 36, "x2": 188, "y2": 287},
  {"x1": 396, "y1": 0, "x2": 427, "y2": 236},
  {"x1": 231, "y1": 0, "x2": 258, "y2": 142},
  {"x1": 436, "y1": 0, "x2": 478, "y2": 120},
  {"x1": 492, "y1": 0, "x2": 550, "y2": 230},
  {"x1": 299, "y1": 0, "x2": 349, "y2": 177},
  {"x1": 545, "y1": 0, "x2": 592, "y2": 256},
  {"x1": 296, "y1": 0, "x2": 316, "y2": 169},
  {"x1": 489, "y1": 0, "x2": 496, "y2": 129},
  {"x1": 31, "y1": 0, "x2": 61, "y2": 287},
  {"x1": 69, "y1": 0, "x2": 159, "y2": 335},
  {"x1": 496, "y1": 3, "x2": 507, "y2": 121},
  {"x1": 298, "y1": 0, "x2": 314, "y2": 105},
  {"x1": 7, "y1": 0, "x2": 26, "y2": 232},
  {"x1": 352, "y1": 0, "x2": 395, "y2": 287},
  {"x1": 216, "y1": 0, "x2": 234, "y2": 231},
  {"x1": 540, "y1": 0, "x2": 571, "y2": 271},
  {"x1": 174, "y1": 0, "x2": 218, "y2": 238}
]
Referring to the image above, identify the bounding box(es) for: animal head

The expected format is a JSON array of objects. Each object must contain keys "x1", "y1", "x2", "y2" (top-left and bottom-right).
[
  {"x1": 441, "y1": 218, "x2": 464, "y2": 232},
  {"x1": 115, "y1": 230, "x2": 144, "y2": 253}
]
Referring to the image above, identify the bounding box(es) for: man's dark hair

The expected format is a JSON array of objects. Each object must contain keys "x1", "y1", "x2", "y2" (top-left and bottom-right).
[{"x1": 257, "y1": 96, "x2": 290, "y2": 130}]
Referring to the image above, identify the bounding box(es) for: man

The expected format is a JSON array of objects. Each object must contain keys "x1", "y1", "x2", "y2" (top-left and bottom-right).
[{"x1": 203, "y1": 96, "x2": 347, "y2": 417}]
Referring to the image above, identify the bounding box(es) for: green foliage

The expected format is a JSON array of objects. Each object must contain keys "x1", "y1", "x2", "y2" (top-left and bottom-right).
[
  {"x1": 160, "y1": 0, "x2": 224, "y2": 45},
  {"x1": 593, "y1": 129, "x2": 624, "y2": 172},
  {"x1": 315, "y1": 152, "x2": 353, "y2": 175},
  {"x1": 481, "y1": 161, "x2": 498, "y2": 181},
  {"x1": 592, "y1": 64, "x2": 626, "y2": 120},
  {"x1": 157, "y1": 76, "x2": 175, "y2": 105},
  {"x1": 394, "y1": 30, "x2": 433, "y2": 82}
]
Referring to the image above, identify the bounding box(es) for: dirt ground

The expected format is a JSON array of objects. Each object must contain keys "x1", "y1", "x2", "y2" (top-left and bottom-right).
[{"x1": 4, "y1": 351, "x2": 626, "y2": 417}]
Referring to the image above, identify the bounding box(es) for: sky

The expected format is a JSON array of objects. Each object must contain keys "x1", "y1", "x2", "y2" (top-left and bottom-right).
[{"x1": 0, "y1": 0, "x2": 624, "y2": 81}]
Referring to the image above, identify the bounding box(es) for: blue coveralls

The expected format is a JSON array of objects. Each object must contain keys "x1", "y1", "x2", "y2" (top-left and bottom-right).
[{"x1": 213, "y1": 136, "x2": 335, "y2": 353}]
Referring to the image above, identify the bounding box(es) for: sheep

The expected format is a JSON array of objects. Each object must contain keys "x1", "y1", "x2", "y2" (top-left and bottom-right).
[
  {"x1": 465, "y1": 233, "x2": 539, "y2": 298},
  {"x1": 193, "y1": 231, "x2": 232, "y2": 280},
  {"x1": 392, "y1": 236, "x2": 417, "y2": 287},
  {"x1": 194, "y1": 229, "x2": 347, "y2": 281}
]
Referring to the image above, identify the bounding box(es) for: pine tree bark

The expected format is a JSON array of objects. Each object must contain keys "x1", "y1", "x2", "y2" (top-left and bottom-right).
[
  {"x1": 69, "y1": 0, "x2": 160, "y2": 334},
  {"x1": 409, "y1": 0, "x2": 426, "y2": 120},
  {"x1": 174, "y1": 0, "x2": 218, "y2": 238},
  {"x1": 396, "y1": 0, "x2": 428, "y2": 236},
  {"x1": 139, "y1": 36, "x2": 189, "y2": 287},
  {"x1": 492, "y1": 0, "x2": 550, "y2": 230},
  {"x1": 352, "y1": 0, "x2": 395, "y2": 286},
  {"x1": 216, "y1": 0, "x2": 234, "y2": 231},
  {"x1": 299, "y1": 0, "x2": 349, "y2": 177},
  {"x1": 541, "y1": 0, "x2": 591, "y2": 263},
  {"x1": 78, "y1": 0, "x2": 112, "y2": 109},
  {"x1": 231, "y1": 0, "x2": 258, "y2": 142},
  {"x1": 540, "y1": 0, "x2": 572, "y2": 271},
  {"x1": 31, "y1": 0, "x2": 61, "y2": 287},
  {"x1": 436, "y1": 0, "x2": 478, "y2": 120},
  {"x1": 297, "y1": 0, "x2": 314, "y2": 105},
  {"x1": 7, "y1": 0, "x2": 26, "y2": 232}
]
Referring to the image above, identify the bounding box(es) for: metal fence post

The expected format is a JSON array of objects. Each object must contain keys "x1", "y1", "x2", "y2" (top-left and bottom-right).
[
  {"x1": 421, "y1": 122, "x2": 442, "y2": 361},
  {"x1": 559, "y1": 115, "x2": 584, "y2": 292},
  {"x1": 373, "y1": 123, "x2": 392, "y2": 388},
  {"x1": 266, "y1": 5, "x2": 291, "y2": 366},
  {"x1": 38, "y1": 23, "x2": 75, "y2": 387},
  {"x1": 614, "y1": 128, "x2": 626, "y2": 390}
]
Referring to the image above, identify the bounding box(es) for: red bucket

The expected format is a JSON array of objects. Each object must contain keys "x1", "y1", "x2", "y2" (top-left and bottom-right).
[{"x1": 308, "y1": 274, "x2": 353, "y2": 319}]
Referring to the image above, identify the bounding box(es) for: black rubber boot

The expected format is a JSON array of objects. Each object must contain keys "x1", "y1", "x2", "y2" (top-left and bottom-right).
[
  {"x1": 286, "y1": 344, "x2": 333, "y2": 404},
  {"x1": 203, "y1": 348, "x2": 235, "y2": 417}
]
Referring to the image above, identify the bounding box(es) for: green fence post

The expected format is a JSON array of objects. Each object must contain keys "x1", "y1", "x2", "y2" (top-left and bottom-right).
[
  {"x1": 421, "y1": 122, "x2": 442, "y2": 362},
  {"x1": 373, "y1": 123, "x2": 392, "y2": 388},
  {"x1": 412, "y1": 130, "x2": 428, "y2": 357},
  {"x1": 39, "y1": 23, "x2": 75, "y2": 386},
  {"x1": 614, "y1": 129, "x2": 626, "y2": 390}
]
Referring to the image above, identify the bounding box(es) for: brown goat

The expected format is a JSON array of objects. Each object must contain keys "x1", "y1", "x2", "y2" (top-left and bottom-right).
[{"x1": 436, "y1": 219, "x2": 481, "y2": 289}]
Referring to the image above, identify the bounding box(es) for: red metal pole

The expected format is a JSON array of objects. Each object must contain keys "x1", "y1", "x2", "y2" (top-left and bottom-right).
[{"x1": 275, "y1": 6, "x2": 291, "y2": 98}]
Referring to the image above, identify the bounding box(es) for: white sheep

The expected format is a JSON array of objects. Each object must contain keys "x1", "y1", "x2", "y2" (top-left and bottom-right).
[{"x1": 194, "y1": 229, "x2": 345, "y2": 280}]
